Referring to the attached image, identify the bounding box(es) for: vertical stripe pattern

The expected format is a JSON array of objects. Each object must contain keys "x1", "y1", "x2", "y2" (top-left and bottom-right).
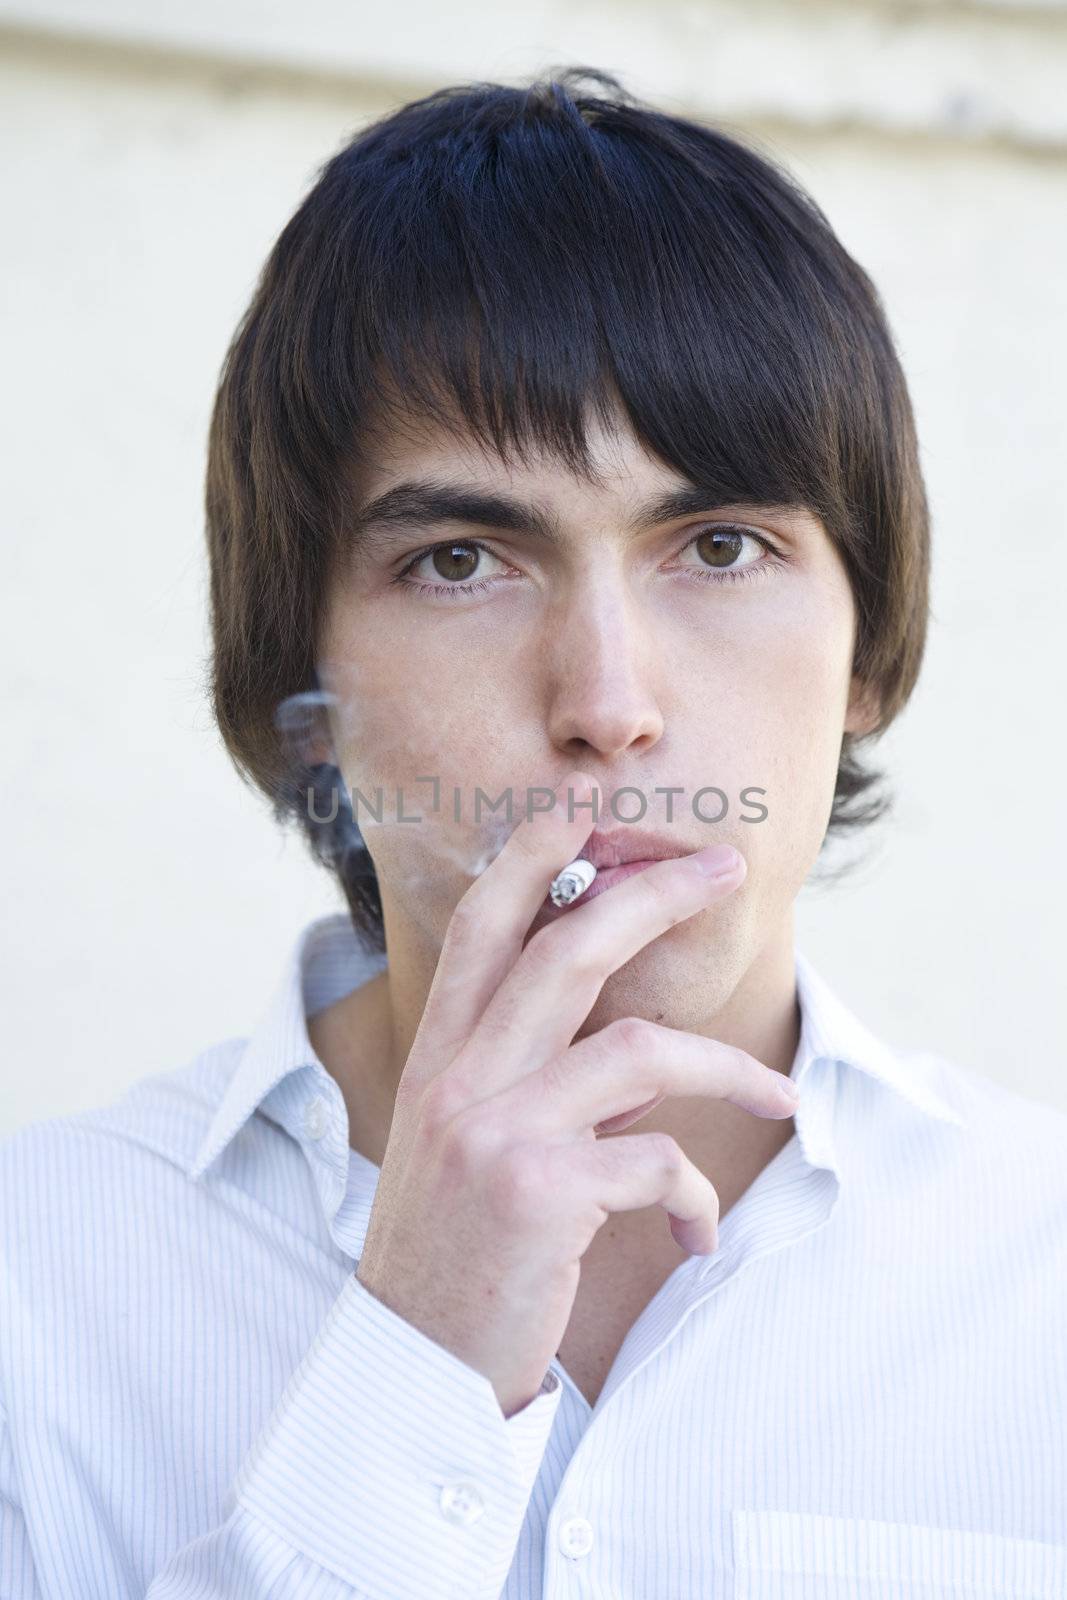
[{"x1": 2, "y1": 913, "x2": 1066, "y2": 1597}]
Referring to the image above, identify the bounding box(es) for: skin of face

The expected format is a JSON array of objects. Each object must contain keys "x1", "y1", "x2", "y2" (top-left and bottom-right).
[{"x1": 309, "y1": 398, "x2": 878, "y2": 1182}]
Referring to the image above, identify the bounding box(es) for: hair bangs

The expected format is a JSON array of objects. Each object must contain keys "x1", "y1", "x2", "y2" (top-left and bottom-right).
[{"x1": 293, "y1": 73, "x2": 861, "y2": 531}]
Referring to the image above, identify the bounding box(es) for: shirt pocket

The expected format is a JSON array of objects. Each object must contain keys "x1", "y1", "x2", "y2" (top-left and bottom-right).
[{"x1": 731, "y1": 1508, "x2": 1067, "y2": 1599}]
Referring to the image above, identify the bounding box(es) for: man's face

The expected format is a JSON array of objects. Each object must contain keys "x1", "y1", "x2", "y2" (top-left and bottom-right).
[{"x1": 315, "y1": 402, "x2": 872, "y2": 1028}]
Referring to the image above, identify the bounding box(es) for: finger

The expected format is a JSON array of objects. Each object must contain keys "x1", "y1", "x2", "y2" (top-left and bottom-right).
[
  {"x1": 458, "y1": 845, "x2": 746, "y2": 1094},
  {"x1": 403, "y1": 767, "x2": 601, "y2": 1082},
  {"x1": 562, "y1": 1130, "x2": 722, "y2": 1255},
  {"x1": 489, "y1": 1019, "x2": 800, "y2": 1138}
]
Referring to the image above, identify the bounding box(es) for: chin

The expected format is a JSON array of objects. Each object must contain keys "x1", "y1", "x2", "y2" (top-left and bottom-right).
[{"x1": 576, "y1": 924, "x2": 743, "y2": 1037}]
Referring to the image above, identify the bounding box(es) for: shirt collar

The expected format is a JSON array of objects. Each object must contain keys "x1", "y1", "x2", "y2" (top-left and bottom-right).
[
  {"x1": 792, "y1": 947, "x2": 965, "y2": 1129},
  {"x1": 188, "y1": 914, "x2": 385, "y2": 1182},
  {"x1": 189, "y1": 915, "x2": 963, "y2": 1183}
]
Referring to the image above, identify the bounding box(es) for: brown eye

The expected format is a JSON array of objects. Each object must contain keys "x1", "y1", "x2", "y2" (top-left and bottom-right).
[
  {"x1": 694, "y1": 528, "x2": 744, "y2": 568},
  {"x1": 430, "y1": 543, "x2": 480, "y2": 582}
]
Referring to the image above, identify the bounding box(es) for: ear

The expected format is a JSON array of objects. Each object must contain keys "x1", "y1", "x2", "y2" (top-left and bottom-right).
[{"x1": 844, "y1": 675, "x2": 881, "y2": 738}]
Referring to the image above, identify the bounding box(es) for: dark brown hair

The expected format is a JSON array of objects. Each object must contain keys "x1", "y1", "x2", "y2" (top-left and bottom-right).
[{"x1": 204, "y1": 66, "x2": 931, "y2": 953}]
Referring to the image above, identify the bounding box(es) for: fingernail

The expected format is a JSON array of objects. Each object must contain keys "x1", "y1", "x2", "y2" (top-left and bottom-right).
[
  {"x1": 690, "y1": 844, "x2": 743, "y2": 877},
  {"x1": 778, "y1": 1074, "x2": 801, "y2": 1100}
]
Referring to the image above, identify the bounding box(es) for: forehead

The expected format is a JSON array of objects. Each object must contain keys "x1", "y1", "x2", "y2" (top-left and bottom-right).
[{"x1": 358, "y1": 391, "x2": 663, "y2": 501}]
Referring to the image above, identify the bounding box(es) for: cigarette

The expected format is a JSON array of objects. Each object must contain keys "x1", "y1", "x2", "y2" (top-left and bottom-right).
[{"x1": 548, "y1": 857, "x2": 598, "y2": 908}]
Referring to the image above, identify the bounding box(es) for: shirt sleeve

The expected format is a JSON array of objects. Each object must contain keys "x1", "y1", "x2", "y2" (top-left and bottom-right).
[{"x1": 144, "y1": 1271, "x2": 563, "y2": 1600}]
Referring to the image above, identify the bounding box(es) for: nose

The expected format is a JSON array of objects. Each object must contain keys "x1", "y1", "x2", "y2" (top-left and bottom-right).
[{"x1": 544, "y1": 584, "x2": 664, "y2": 761}]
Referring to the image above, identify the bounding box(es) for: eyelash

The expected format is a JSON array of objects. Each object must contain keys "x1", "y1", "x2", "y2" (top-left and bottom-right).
[{"x1": 391, "y1": 525, "x2": 784, "y2": 600}]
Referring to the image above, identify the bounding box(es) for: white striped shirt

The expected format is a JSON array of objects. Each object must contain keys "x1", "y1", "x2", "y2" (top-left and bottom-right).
[{"x1": 2, "y1": 911, "x2": 1066, "y2": 1598}]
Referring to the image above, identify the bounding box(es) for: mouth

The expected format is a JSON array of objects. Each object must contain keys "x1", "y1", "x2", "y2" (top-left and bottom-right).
[
  {"x1": 566, "y1": 858, "x2": 661, "y2": 903},
  {"x1": 579, "y1": 828, "x2": 693, "y2": 872},
  {"x1": 538, "y1": 855, "x2": 672, "y2": 919},
  {"x1": 533, "y1": 825, "x2": 715, "y2": 922}
]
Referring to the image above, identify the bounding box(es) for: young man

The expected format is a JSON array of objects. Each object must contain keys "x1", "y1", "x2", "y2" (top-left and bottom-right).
[{"x1": 2, "y1": 67, "x2": 1065, "y2": 1600}]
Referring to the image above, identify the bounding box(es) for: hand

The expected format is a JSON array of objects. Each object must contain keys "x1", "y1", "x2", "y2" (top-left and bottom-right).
[{"x1": 355, "y1": 769, "x2": 800, "y2": 1417}]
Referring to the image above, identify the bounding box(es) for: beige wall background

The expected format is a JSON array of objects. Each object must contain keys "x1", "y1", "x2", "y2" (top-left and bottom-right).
[{"x1": 1, "y1": 0, "x2": 1065, "y2": 1136}]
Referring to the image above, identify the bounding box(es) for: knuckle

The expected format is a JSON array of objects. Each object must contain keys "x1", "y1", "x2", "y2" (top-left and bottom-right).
[
  {"x1": 524, "y1": 924, "x2": 599, "y2": 983},
  {"x1": 486, "y1": 1142, "x2": 549, "y2": 1223},
  {"x1": 648, "y1": 1131, "x2": 684, "y2": 1174},
  {"x1": 536, "y1": 1053, "x2": 571, "y2": 1104},
  {"x1": 519, "y1": 925, "x2": 558, "y2": 975},
  {"x1": 606, "y1": 1014, "x2": 659, "y2": 1057},
  {"x1": 439, "y1": 1105, "x2": 501, "y2": 1177},
  {"x1": 418, "y1": 1072, "x2": 469, "y2": 1137},
  {"x1": 638, "y1": 866, "x2": 690, "y2": 924}
]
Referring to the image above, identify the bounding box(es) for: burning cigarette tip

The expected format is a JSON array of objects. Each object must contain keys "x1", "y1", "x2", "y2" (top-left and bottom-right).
[{"x1": 548, "y1": 857, "x2": 598, "y2": 908}]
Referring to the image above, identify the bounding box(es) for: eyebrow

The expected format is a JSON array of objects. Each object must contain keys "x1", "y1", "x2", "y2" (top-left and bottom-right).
[{"x1": 351, "y1": 477, "x2": 762, "y2": 554}]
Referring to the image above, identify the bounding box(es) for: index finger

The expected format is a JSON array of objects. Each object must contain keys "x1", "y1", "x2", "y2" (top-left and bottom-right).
[{"x1": 402, "y1": 768, "x2": 601, "y2": 1080}]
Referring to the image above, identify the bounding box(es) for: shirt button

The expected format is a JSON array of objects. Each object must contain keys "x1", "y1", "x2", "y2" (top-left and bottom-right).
[
  {"x1": 303, "y1": 1094, "x2": 330, "y2": 1140},
  {"x1": 439, "y1": 1480, "x2": 485, "y2": 1525},
  {"x1": 558, "y1": 1516, "x2": 594, "y2": 1558}
]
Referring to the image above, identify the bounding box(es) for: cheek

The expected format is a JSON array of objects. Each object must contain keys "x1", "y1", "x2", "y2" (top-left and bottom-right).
[
  {"x1": 323, "y1": 649, "x2": 508, "y2": 800},
  {"x1": 703, "y1": 599, "x2": 853, "y2": 860},
  {"x1": 318, "y1": 614, "x2": 496, "y2": 792},
  {"x1": 316, "y1": 616, "x2": 523, "y2": 913}
]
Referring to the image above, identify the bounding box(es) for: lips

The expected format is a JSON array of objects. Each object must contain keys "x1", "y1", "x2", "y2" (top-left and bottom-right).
[
  {"x1": 579, "y1": 827, "x2": 692, "y2": 871},
  {"x1": 568, "y1": 858, "x2": 662, "y2": 903}
]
